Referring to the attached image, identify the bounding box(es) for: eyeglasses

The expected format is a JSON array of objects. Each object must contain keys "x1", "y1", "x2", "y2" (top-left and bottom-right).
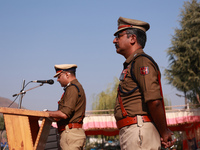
[
  {"x1": 57, "y1": 72, "x2": 71, "y2": 79},
  {"x1": 115, "y1": 32, "x2": 130, "y2": 40}
]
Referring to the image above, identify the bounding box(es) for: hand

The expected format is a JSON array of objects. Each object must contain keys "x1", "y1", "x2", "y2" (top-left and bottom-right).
[{"x1": 161, "y1": 129, "x2": 176, "y2": 148}]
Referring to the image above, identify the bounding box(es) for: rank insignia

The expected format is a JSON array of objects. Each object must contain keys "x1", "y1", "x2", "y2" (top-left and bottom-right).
[{"x1": 140, "y1": 67, "x2": 149, "y2": 75}]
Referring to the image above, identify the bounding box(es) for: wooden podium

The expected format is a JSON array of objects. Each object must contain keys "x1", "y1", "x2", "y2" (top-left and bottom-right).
[{"x1": 0, "y1": 107, "x2": 52, "y2": 150}]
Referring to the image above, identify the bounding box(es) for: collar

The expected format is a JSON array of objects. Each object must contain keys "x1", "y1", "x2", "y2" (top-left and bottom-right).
[
  {"x1": 63, "y1": 82, "x2": 70, "y2": 91},
  {"x1": 123, "y1": 49, "x2": 144, "y2": 69}
]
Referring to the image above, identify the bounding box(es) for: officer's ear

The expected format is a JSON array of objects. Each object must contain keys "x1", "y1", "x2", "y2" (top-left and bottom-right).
[
  {"x1": 130, "y1": 34, "x2": 137, "y2": 44},
  {"x1": 66, "y1": 72, "x2": 71, "y2": 77}
]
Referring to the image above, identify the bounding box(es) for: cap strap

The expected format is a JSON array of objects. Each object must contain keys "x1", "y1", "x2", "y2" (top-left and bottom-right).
[
  {"x1": 118, "y1": 25, "x2": 133, "y2": 29},
  {"x1": 56, "y1": 70, "x2": 63, "y2": 73}
]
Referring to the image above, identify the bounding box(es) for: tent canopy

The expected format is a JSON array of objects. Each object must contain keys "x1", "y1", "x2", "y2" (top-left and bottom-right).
[
  {"x1": 46, "y1": 108, "x2": 200, "y2": 136},
  {"x1": 83, "y1": 109, "x2": 200, "y2": 135}
]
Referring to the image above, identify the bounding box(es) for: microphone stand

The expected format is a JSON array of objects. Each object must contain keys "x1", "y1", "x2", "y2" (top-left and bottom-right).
[
  {"x1": 13, "y1": 80, "x2": 44, "y2": 109},
  {"x1": 18, "y1": 79, "x2": 25, "y2": 109}
]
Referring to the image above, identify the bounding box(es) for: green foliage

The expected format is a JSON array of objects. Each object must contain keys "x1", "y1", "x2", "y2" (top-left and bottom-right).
[
  {"x1": 92, "y1": 77, "x2": 119, "y2": 112},
  {"x1": 187, "y1": 90, "x2": 200, "y2": 107},
  {"x1": 165, "y1": 0, "x2": 200, "y2": 104}
]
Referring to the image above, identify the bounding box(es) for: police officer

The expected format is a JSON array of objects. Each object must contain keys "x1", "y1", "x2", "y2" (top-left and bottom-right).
[
  {"x1": 113, "y1": 17, "x2": 175, "y2": 149},
  {"x1": 47, "y1": 64, "x2": 86, "y2": 150}
]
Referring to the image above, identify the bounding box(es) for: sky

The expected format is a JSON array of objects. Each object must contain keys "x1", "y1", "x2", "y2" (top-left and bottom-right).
[{"x1": 0, "y1": 0, "x2": 188, "y2": 111}]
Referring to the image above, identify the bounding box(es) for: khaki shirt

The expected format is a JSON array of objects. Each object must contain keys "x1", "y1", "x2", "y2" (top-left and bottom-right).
[
  {"x1": 57, "y1": 79, "x2": 86, "y2": 126},
  {"x1": 114, "y1": 49, "x2": 163, "y2": 121}
]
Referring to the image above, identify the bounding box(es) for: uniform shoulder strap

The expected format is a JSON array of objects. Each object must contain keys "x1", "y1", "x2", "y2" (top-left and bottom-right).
[{"x1": 131, "y1": 53, "x2": 159, "y2": 72}]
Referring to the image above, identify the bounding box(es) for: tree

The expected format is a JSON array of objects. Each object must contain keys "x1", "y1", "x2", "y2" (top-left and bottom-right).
[
  {"x1": 92, "y1": 77, "x2": 119, "y2": 113},
  {"x1": 165, "y1": 0, "x2": 200, "y2": 105}
]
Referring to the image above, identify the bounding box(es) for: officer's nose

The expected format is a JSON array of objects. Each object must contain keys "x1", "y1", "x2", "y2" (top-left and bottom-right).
[{"x1": 113, "y1": 37, "x2": 117, "y2": 44}]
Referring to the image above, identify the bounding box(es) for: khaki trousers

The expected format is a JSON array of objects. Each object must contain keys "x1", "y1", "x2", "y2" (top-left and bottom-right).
[
  {"x1": 119, "y1": 115, "x2": 161, "y2": 150},
  {"x1": 60, "y1": 125, "x2": 86, "y2": 150}
]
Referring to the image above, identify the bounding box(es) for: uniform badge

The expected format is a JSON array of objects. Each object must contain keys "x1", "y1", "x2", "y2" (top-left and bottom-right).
[
  {"x1": 140, "y1": 67, "x2": 149, "y2": 75},
  {"x1": 119, "y1": 68, "x2": 128, "y2": 81}
]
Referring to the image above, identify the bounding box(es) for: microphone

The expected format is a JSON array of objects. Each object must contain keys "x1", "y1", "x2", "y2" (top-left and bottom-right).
[{"x1": 32, "y1": 79, "x2": 54, "y2": 85}]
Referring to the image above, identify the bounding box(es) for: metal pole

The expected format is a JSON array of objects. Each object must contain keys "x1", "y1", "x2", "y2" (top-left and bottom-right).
[{"x1": 18, "y1": 79, "x2": 25, "y2": 109}]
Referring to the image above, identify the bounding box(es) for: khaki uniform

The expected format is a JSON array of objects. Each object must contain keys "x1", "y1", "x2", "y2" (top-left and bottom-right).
[
  {"x1": 115, "y1": 49, "x2": 162, "y2": 149},
  {"x1": 58, "y1": 79, "x2": 86, "y2": 150}
]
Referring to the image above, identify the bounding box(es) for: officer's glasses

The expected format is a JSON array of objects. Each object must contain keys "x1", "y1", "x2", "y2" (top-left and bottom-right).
[{"x1": 115, "y1": 32, "x2": 130, "y2": 40}]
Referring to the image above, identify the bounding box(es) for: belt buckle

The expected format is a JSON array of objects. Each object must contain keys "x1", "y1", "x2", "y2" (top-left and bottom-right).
[{"x1": 137, "y1": 115, "x2": 143, "y2": 127}]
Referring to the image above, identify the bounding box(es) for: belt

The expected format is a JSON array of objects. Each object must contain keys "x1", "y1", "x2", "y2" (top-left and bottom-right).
[
  {"x1": 58, "y1": 123, "x2": 83, "y2": 133},
  {"x1": 116, "y1": 115, "x2": 152, "y2": 129}
]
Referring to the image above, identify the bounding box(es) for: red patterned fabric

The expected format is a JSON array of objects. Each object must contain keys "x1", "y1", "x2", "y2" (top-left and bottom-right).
[{"x1": 40, "y1": 109, "x2": 200, "y2": 136}]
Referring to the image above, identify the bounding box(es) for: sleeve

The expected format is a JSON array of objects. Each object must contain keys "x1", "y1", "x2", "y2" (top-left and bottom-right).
[
  {"x1": 133, "y1": 56, "x2": 163, "y2": 102},
  {"x1": 59, "y1": 85, "x2": 79, "y2": 116}
]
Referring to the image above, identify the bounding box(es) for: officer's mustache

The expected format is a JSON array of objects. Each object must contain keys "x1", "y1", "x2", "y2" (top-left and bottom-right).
[{"x1": 115, "y1": 44, "x2": 119, "y2": 48}]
